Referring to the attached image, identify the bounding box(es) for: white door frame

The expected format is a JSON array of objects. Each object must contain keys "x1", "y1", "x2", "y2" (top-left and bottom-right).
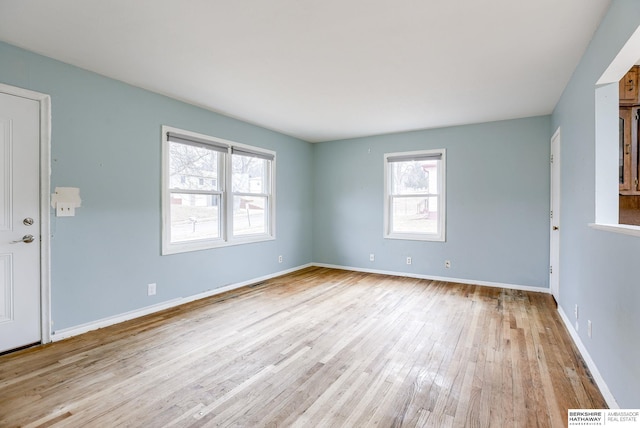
[
  {"x1": 550, "y1": 127, "x2": 561, "y2": 302},
  {"x1": 0, "y1": 83, "x2": 51, "y2": 345}
]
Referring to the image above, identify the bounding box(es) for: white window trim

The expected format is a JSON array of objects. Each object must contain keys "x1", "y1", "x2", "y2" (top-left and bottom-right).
[
  {"x1": 161, "y1": 126, "x2": 276, "y2": 255},
  {"x1": 588, "y1": 222, "x2": 640, "y2": 237},
  {"x1": 383, "y1": 148, "x2": 446, "y2": 242}
]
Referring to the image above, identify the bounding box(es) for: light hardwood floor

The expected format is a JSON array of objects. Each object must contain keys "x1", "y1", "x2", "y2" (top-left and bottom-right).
[{"x1": 0, "y1": 267, "x2": 606, "y2": 427}]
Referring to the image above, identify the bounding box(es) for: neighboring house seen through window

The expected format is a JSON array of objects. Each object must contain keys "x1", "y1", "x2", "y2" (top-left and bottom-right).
[
  {"x1": 384, "y1": 149, "x2": 446, "y2": 242},
  {"x1": 162, "y1": 126, "x2": 275, "y2": 254}
]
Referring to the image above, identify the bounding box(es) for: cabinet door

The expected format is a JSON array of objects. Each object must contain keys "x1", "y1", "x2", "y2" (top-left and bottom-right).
[
  {"x1": 635, "y1": 107, "x2": 640, "y2": 192},
  {"x1": 620, "y1": 107, "x2": 632, "y2": 191},
  {"x1": 620, "y1": 67, "x2": 639, "y2": 105}
]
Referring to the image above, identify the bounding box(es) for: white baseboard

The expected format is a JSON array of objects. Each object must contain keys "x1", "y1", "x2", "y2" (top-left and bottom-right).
[
  {"x1": 50, "y1": 262, "x2": 547, "y2": 341},
  {"x1": 51, "y1": 263, "x2": 313, "y2": 342},
  {"x1": 50, "y1": 261, "x2": 618, "y2": 409},
  {"x1": 312, "y1": 263, "x2": 550, "y2": 294},
  {"x1": 315, "y1": 263, "x2": 620, "y2": 407},
  {"x1": 557, "y1": 306, "x2": 619, "y2": 409}
]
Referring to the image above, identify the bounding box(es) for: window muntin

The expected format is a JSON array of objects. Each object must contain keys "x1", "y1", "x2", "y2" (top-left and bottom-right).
[
  {"x1": 162, "y1": 126, "x2": 275, "y2": 254},
  {"x1": 384, "y1": 150, "x2": 446, "y2": 241},
  {"x1": 168, "y1": 142, "x2": 223, "y2": 244}
]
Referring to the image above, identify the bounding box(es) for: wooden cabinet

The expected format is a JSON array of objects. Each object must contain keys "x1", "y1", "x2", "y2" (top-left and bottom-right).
[
  {"x1": 619, "y1": 107, "x2": 633, "y2": 191},
  {"x1": 619, "y1": 66, "x2": 640, "y2": 105},
  {"x1": 619, "y1": 106, "x2": 640, "y2": 194},
  {"x1": 619, "y1": 67, "x2": 640, "y2": 225}
]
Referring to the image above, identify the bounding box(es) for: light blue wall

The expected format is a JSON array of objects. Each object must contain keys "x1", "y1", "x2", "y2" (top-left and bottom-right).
[
  {"x1": 552, "y1": 0, "x2": 640, "y2": 408},
  {"x1": 313, "y1": 116, "x2": 551, "y2": 288},
  {"x1": 6, "y1": 10, "x2": 635, "y2": 406},
  {"x1": 0, "y1": 41, "x2": 314, "y2": 331}
]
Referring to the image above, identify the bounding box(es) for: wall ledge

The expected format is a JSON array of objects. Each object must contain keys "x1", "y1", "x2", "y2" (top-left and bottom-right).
[{"x1": 589, "y1": 222, "x2": 640, "y2": 237}]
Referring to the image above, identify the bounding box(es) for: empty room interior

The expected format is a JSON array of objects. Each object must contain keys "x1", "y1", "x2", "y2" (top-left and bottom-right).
[{"x1": 1, "y1": 0, "x2": 639, "y2": 426}]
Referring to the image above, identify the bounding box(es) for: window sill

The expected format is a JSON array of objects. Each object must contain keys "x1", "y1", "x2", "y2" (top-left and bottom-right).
[
  {"x1": 162, "y1": 235, "x2": 275, "y2": 255},
  {"x1": 384, "y1": 233, "x2": 445, "y2": 242},
  {"x1": 588, "y1": 222, "x2": 640, "y2": 237}
]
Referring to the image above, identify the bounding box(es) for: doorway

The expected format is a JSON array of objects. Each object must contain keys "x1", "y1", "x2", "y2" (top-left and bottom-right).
[
  {"x1": 0, "y1": 84, "x2": 51, "y2": 353},
  {"x1": 550, "y1": 128, "x2": 561, "y2": 302}
]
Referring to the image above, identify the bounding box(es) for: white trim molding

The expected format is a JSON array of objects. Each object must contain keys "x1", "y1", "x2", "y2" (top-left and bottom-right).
[
  {"x1": 312, "y1": 263, "x2": 550, "y2": 294},
  {"x1": 383, "y1": 148, "x2": 447, "y2": 242},
  {"x1": 51, "y1": 263, "x2": 313, "y2": 341},
  {"x1": 557, "y1": 306, "x2": 620, "y2": 409},
  {"x1": 51, "y1": 263, "x2": 548, "y2": 342},
  {"x1": 161, "y1": 125, "x2": 276, "y2": 255},
  {"x1": 0, "y1": 83, "x2": 52, "y2": 345},
  {"x1": 46, "y1": 257, "x2": 619, "y2": 410},
  {"x1": 589, "y1": 222, "x2": 640, "y2": 238}
]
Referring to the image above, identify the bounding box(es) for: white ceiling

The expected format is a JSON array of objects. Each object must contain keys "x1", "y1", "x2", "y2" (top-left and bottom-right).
[{"x1": 0, "y1": 0, "x2": 612, "y2": 142}]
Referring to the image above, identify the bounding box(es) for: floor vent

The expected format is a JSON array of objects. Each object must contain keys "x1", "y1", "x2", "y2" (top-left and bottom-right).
[{"x1": 248, "y1": 281, "x2": 266, "y2": 288}]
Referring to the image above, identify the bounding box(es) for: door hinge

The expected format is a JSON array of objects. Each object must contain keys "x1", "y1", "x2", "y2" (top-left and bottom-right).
[
  {"x1": 550, "y1": 210, "x2": 553, "y2": 219},
  {"x1": 550, "y1": 154, "x2": 554, "y2": 163},
  {"x1": 550, "y1": 265, "x2": 553, "y2": 274}
]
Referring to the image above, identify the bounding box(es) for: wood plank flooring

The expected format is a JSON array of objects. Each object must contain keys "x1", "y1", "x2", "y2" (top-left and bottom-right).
[{"x1": 0, "y1": 267, "x2": 606, "y2": 427}]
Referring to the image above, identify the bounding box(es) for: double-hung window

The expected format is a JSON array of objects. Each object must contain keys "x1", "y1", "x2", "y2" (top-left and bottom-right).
[
  {"x1": 162, "y1": 126, "x2": 275, "y2": 254},
  {"x1": 384, "y1": 149, "x2": 446, "y2": 241}
]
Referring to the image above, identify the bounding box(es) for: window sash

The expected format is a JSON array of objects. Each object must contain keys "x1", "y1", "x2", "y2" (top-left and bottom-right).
[
  {"x1": 168, "y1": 192, "x2": 223, "y2": 243},
  {"x1": 231, "y1": 155, "x2": 271, "y2": 195},
  {"x1": 384, "y1": 149, "x2": 446, "y2": 242},
  {"x1": 162, "y1": 126, "x2": 275, "y2": 254}
]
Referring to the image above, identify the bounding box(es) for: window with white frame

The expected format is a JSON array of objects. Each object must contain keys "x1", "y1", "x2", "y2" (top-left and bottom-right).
[
  {"x1": 162, "y1": 126, "x2": 275, "y2": 254},
  {"x1": 384, "y1": 149, "x2": 446, "y2": 241}
]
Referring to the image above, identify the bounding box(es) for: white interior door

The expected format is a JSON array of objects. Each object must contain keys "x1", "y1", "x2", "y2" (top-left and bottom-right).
[
  {"x1": 550, "y1": 128, "x2": 561, "y2": 302},
  {"x1": 0, "y1": 92, "x2": 41, "y2": 353}
]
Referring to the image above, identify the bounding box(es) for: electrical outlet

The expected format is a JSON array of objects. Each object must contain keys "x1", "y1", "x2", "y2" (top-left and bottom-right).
[
  {"x1": 369, "y1": 253, "x2": 375, "y2": 262},
  {"x1": 406, "y1": 256, "x2": 412, "y2": 265},
  {"x1": 445, "y1": 260, "x2": 451, "y2": 268},
  {"x1": 278, "y1": 255, "x2": 283, "y2": 263},
  {"x1": 588, "y1": 320, "x2": 592, "y2": 338},
  {"x1": 148, "y1": 283, "x2": 156, "y2": 296}
]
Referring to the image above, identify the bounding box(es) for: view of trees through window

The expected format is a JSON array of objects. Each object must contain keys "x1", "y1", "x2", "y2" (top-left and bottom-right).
[
  {"x1": 169, "y1": 142, "x2": 221, "y2": 242},
  {"x1": 168, "y1": 143, "x2": 269, "y2": 243},
  {"x1": 385, "y1": 149, "x2": 446, "y2": 241},
  {"x1": 389, "y1": 159, "x2": 440, "y2": 236},
  {"x1": 231, "y1": 154, "x2": 268, "y2": 236}
]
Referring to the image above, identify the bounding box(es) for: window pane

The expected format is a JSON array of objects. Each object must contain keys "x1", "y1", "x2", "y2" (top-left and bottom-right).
[
  {"x1": 391, "y1": 160, "x2": 438, "y2": 195},
  {"x1": 391, "y1": 196, "x2": 439, "y2": 234},
  {"x1": 233, "y1": 195, "x2": 267, "y2": 236},
  {"x1": 169, "y1": 142, "x2": 219, "y2": 191},
  {"x1": 170, "y1": 193, "x2": 220, "y2": 242},
  {"x1": 232, "y1": 155, "x2": 267, "y2": 194}
]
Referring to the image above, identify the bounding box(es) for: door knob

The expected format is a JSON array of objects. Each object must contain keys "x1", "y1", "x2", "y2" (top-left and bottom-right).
[{"x1": 11, "y1": 235, "x2": 34, "y2": 244}]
